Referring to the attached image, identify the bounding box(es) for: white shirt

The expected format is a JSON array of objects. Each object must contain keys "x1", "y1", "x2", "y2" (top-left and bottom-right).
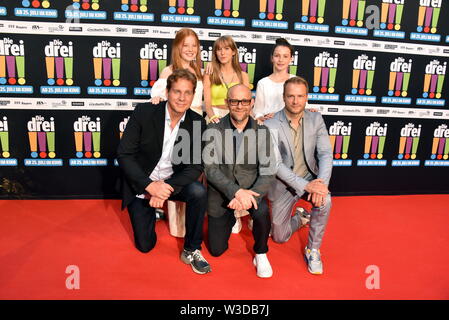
[
  {"x1": 151, "y1": 77, "x2": 204, "y2": 110},
  {"x1": 136, "y1": 104, "x2": 186, "y2": 199},
  {"x1": 252, "y1": 74, "x2": 295, "y2": 119}
]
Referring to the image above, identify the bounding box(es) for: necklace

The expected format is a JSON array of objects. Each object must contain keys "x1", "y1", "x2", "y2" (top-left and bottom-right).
[{"x1": 219, "y1": 71, "x2": 236, "y2": 90}]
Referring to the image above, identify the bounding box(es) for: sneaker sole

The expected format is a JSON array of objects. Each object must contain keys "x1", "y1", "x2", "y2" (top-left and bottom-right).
[
  {"x1": 303, "y1": 255, "x2": 323, "y2": 275},
  {"x1": 180, "y1": 253, "x2": 211, "y2": 275}
]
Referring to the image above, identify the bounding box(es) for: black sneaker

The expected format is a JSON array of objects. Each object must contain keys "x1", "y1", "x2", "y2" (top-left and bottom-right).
[{"x1": 180, "y1": 249, "x2": 211, "y2": 274}]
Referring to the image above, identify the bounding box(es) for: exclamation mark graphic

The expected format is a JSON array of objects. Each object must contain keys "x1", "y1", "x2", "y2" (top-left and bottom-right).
[
  {"x1": 349, "y1": 0, "x2": 357, "y2": 26},
  {"x1": 424, "y1": 7, "x2": 432, "y2": 33},
  {"x1": 94, "y1": 57, "x2": 102, "y2": 86},
  {"x1": 140, "y1": 0, "x2": 148, "y2": 13},
  {"x1": 46, "y1": 56, "x2": 55, "y2": 85},
  {"x1": 222, "y1": 0, "x2": 231, "y2": 17},
  {"x1": 103, "y1": 57, "x2": 111, "y2": 86},
  {"x1": 177, "y1": 0, "x2": 185, "y2": 14},
  {"x1": 0, "y1": 121, "x2": 9, "y2": 158},
  {"x1": 342, "y1": 0, "x2": 350, "y2": 25},
  {"x1": 247, "y1": 62, "x2": 255, "y2": 90},
  {"x1": 371, "y1": 136, "x2": 378, "y2": 159},
  {"x1": 364, "y1": 135, "x2": 371, "y2": 159},
  {"x1": 398, "y1": 136, "x2": 406, "y2": 159},
  {"x1": 232, "y1": 0, "x2": 240, "y2": 17},
  {"x1": 168, "y1": 0, "x2": 177, "y2": 13},
  {"x1": 112, "y1": 57, "x2": 120, "y2": 86},
  {"x1": 444, "y1": 138, "x2": 449, "y2": 160},
  {"x1": 366, "y1": 70, "x2": 374, "y2": 96},
  {"x1": 380, "y1": 2, "x2": 388, "y2": 28},
  {"x1": 359, "y1": 69, "x2": 367, "y2": 95},
  {"x1": 186, "y1": 0, "x2": 194, "y2": 15},
  {"x1": 259, "y1": 0, "x2": 267, "y2": 19},
  {"x1": 75, "y1": 131, "x2": 83, "y2": 158},
  {"x1": 140, "y1": 59, "x2": 149, "y2": 87},
  {"x1": 395, "y1": 72, "x2": 403, "y2": 97},
  {"x1": 431, "y1": 7, "x2": 440, "y2": 34},
  {"x1": 436, "y1": 74, "x2": 444, "y2": 99},
  {"x1": 378, "y1": 135, "x2": 386, "y2": 159},
  {"x1": 357, "y1": 0, "x2": 365, "y2": 27},
  {"x1": 159, "y1": 59, "x2": 167, "y2": 77},
  {"x1": 317, "y1": 0, "x2": 325, "y2": 24},
  {"x1": 437, "y1": 138, "x2": 445, "y2": 159},
  {"x1": 215, "y1": 0, "x2": 223, "y2": 16},
  {"x1": 387, "y1": 4, "x2": 396, "y2": 30},
  {"x1": 46, "y1": 130, "x2": 55, "y2": 158},
  {"x1": 411, "y1": 136, "x2": 419, "y2": 159},
  {"x1": 130, "y1": 0, "x2": 139, "y2": 12},
  {"x1": 65, "y1": 57, "x2": 73, "y2": 86},
  {"x1": 329, "y1": 135, "x2": 336, "y2": 154},
  {"x1": 29, "y1": 131, "x2": 38, "y2": 158},
  {"x1": 6, "y1": 56, "x2": 16, "y2": 85},
  {"x1": 275, "y1": 0, "x2": 284, "y2": 20},
  {"x1": 313, "y1": 66, "x2": 321, "y2": 92},
  {"x1": 84, "y1": 131, "x2": 92, "y2": 158},
  {"x1": 38, "y1": 131, "x2": 47, "y2": 158},
  {"x1": 329, "y1": 67, "x2": 336, "y2": 94},
  {"x1": 429, "y1": 74, "x2": 438, "y2": 99},
  {"x1": 395, "y1": 4, "x2": 404, "y2": 30},
  {"x1": 16, "y1": 54, "x2": 26, "y2": 85},
  {"x1": 301, "y1": 0, "x2": 310, "y2": 22},
  {"x1": 0, "y1": 55, "x2": 6, "y2": 84},
  {"x1": 55, "y1": 57, "x2": 64, "y2": 85},
  {"x1": 402, "y1": 72, "x2": 410, "y2": 97},
  {"x1": 149, "y1": 60, "x2": 157, "y2": 86},
  {"x1": 388, "y1": 71, "x2": 396, "y2": 96},
  {"x1": 417, "y1": 5, "x2": 426, "y2": 32},
  {"x1": 121, "y1": 0, "x2": 129, "y2": 11},
  {"x1": 93, "y1": 131, "x2": 101, "y2": 158},
  {"x1": 335, "y1": 135, "x2": 342, "y2": 158},
  {"x1": 321, "y1": 67, "x2": 329, "y2": 93},
  {"x1": 405, "y1": 136, "x2": 412, "y2": 159},
  {"x1": 267, "y1": 0, "x2": 275, "y2": 20},
  {"x1": 91, "y1": 0, "x2": 100, "y2": 11},
  {"x1": 342, "y1": 134, "x2": 350, "y2": 159},
  {"x1": 309, "y1": 0, "x2": 317, "y2": 23}
]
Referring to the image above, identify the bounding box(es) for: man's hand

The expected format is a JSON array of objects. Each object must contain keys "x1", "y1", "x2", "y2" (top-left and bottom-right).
[
  {"x1": 149, "y1": 196, "x2": 165, "y2": 208},
  {"x1": 309, "y1": 192, "x2": 326, "y2": 208},
  {"x1": 145, "y1": 181, "x2": 174, "y2": 200},
  {"x1": 235, "y1": 189, "x2": 260, "y2": 210},
  {"x1": 304, "y1": 179, "x2": 328, "y2": 196},
  {"x1": 228, "y1": 198, "x2": 244, "y2": 210}
]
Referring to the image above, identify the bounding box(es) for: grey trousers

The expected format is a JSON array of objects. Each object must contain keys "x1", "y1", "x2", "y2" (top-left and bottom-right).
[{"x1": 271, "y1": 178, "x2": 331, "y2": 249}]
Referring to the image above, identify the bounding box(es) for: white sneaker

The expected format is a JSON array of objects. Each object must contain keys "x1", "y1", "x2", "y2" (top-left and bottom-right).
[
  {"x1": 253, "y1": 253, "x2": 273, "y2": 278},
  {"x1": 231, "y1": 217, "x2": 242, "y2": 234}
]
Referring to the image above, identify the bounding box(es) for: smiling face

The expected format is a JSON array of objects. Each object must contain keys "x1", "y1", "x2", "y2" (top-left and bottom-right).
[
  {"x1": 283, "y1": 82, "x2": 308, "y2": 117},
  {"x1": 167, "y1": 78, "x2": 195, "y2": 116},
  {"x1": 179, "y1": 35, "x2": 198, "y2": 63},
  {"x1": 271, "y1": 45, "x2": 292, "y2": 73},
  {"x1": 227, "y1": 84, "x2": 254, "y2": 124}
]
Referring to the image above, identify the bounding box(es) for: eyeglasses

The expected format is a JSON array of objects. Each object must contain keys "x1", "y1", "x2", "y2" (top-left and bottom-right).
[{"x1": 227, "y1": 99, "x2": 252, "y2": 106}]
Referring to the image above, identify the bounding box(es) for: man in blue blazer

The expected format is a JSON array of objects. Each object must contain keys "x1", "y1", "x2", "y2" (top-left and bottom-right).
[
  {"x1": 264, "y1": 76, "x2": 333, "y2": 275},
  {"x1": 117, "y1": 69, "x2": 210, "y2": 275}
]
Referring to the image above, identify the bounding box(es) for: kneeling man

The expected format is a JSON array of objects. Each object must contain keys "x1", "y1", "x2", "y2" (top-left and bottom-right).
[
  {"x1": 204, "y1": 84, "x2": 276, "y2": 278},
  {"x1": 117, "y1": 69, "x2": 210, "y2": 275},
  {"x1": 264, "y1": 76, "x2": 333, "y2": 275}
]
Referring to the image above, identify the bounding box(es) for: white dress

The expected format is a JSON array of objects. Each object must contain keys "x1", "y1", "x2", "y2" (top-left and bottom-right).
[
  {"x1": 151, "y1": 78, "x2": 204, "y2": 115},
  {"x1": 252, "y1": 74, "x2": 295, "y2": 119}
]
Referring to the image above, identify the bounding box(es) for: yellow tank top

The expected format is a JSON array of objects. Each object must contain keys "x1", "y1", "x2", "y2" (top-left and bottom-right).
[{"x1": 211, "y1": 82, "x2": 239, "y2": 106}]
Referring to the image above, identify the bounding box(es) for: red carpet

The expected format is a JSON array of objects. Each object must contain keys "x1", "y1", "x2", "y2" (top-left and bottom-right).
[{"x1": 0, "y1": 195, "x2": 448, "y2": 300}]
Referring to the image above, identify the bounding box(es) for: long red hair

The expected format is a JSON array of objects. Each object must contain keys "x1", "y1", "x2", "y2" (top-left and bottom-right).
[{"x1": 171, "y1": 28, "x2": 203, "y2": 80}]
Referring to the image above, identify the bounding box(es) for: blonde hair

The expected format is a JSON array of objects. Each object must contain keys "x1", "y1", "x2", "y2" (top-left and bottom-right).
[
  {"x1": 210, "y1": 36, "x2": 243, "y2": 86},
  {"x1": 171, "y1": 28, "x2": 202, "y2": 80}
]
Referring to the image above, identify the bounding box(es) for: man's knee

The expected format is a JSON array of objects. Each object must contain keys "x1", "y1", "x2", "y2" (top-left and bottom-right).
[
  {"x1": 207, "y1": 242, "x2": 228, "y2": 257},
  {"x1": 271, "y1": 225, "x2": 291, "y2": 244},
  {"x1": 135, "y1": 238, "x2": 156, "y2": 253},
  {"x1": 185, "y1": 181, "x2": 207, "y2": 201}
]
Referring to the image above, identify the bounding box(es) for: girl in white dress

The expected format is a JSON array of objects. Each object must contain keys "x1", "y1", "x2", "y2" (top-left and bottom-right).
[{"x1": 253, "y1": 38, "x2": 295, "y2": 124}]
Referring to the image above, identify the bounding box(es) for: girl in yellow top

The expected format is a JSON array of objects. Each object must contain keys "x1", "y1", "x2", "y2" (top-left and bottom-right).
[{"x1": 204, "y1": 36, "x2": 250, "y2": 123}]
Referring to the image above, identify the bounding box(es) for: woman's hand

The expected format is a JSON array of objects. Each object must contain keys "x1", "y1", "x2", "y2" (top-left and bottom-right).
[{"x1": 150, "y1": 96, "x2": 165, "y2": 105}]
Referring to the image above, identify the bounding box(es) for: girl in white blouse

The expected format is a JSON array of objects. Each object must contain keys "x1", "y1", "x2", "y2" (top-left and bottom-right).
[
  {"x1": 150, "y1": 28, "x2": 204, "y2": 115},
  {"x1": 253, "y1": 38, "x2": 295, "y2": 124}
]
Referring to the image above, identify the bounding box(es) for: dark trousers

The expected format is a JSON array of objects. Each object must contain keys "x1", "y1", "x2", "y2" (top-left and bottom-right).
[
  {"x1": 207, "y1": 199, "x2": 270, "y2": 257},
  {"x1": 127, "y1": 181, "x2": 207, "y2": 253}
]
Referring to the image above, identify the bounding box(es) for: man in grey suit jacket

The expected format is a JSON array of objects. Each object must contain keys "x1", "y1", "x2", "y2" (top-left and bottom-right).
[
  {"x1": 204, "y1": 84, "x2": 276, "y2": 278},
  {"x1": 264, "y1": 76, "x2": 333, "y2": 275}
]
